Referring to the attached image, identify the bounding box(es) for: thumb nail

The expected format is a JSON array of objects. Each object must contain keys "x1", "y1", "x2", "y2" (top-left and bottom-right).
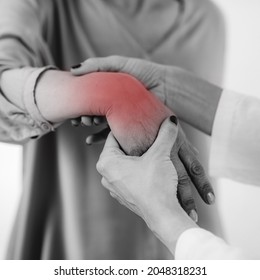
[
  {"x1": 170, "y1": 115, "x2": 178, "y2": 125},
  {"x1": 189, "y1": 209, "x2": 198, "y2": 223},
  {"x1": 207, "y1": 192, "x2": 215, "y2": 204},
  {"x1": 71, "y1": 63, "x2": 81, "y2": 69}
]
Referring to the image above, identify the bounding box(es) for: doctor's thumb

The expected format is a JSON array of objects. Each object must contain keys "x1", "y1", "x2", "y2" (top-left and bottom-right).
[{"x1": 148, "y1": 116, "x2": 178, "y2": 157}]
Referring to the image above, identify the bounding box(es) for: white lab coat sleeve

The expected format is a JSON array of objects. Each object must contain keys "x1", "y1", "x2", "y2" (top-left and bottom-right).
[
  {"x1": 175, "y1": 228, "x2": 244, "y2": 259},
  {"x1": 209, "y1": 90, "x2": 260, "y2": 186}
]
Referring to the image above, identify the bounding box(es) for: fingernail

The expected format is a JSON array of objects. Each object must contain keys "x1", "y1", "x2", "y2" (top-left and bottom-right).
[
  {"x1": 71, "y1": 120, "x2": 79, "y2": 127},
  {"x1": 189, "y1": 209, "x2": 198, "y2": 223},
  {"x1": 170, "y1": 115, "x2": 178, "y2": 125},
  {"x1": 71, "y1": 64, "x2": 81, "y2": 69},
  {"x1": 86, "y1": 138, "x2": 92, "y2": 145},
  {"x1": 207, "y1": 192, "x2": 215, "y2": 204}
]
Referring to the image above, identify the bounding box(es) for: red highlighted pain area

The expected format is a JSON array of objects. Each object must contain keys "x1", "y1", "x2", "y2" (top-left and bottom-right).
[{"x1": 74, "y1": 72, "x2": 173, "y2": 155}]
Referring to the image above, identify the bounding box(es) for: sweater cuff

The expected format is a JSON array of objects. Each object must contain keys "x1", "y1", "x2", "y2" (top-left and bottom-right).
[{"x1": 22, "y1": 66, "x2": 57, "y2": 138}]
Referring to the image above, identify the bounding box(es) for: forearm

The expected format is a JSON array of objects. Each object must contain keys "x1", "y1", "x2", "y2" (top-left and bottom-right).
[
  {"x1": 36, "y1": 70, "x2": 172, "y2": 155},
  {"x1": 35, "y1": 70, "x2": 79, "y2": 123},
  {"x1": 165, "y1": 67, "x2": 223, "y2": 135},
  {"x1": 0, "y1": 67, "x2": 56, "y2": 143},
  {"x1": 1, "y1": 68, "x2": 69, "y2": 123}
]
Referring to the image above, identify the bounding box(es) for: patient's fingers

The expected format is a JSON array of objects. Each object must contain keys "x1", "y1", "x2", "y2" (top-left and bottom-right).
[
  {"x1": 93, "y1": 116, "x2": 107, "y2": 125},
  {"x1": 86, "y1": 126, "x2": 111, "y2": 145},
  {"x1": 81, "y1": 116, "x2": 107, "y2": 126},
  {"x1": 72, "y1": 116, "x2": 107, "y2": 128},
  {"x1": 179, "y1": 143, "x2": 215, "y2": 205},
  {"x1": 81, "y1": 116, "x2": 93, "y2": 126},
  {"x1": 71, "y1": 117, "x2": 81, "y2": 127},
  {"x1": 171, "y1": 151, "x2": 198, "y2": 222}
]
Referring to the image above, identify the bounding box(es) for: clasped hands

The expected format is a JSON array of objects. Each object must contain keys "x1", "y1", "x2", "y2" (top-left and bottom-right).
[
  {"x1": 69, "y1": 56, "x2": 215, "y2": 223},
  {"x1": 96, "y1": 117, "x2": 198, "y2": 254}
]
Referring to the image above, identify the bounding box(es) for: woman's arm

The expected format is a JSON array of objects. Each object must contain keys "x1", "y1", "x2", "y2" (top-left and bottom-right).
[
  {"x1": 0, "y1": 0, "x2": 56, "y2": 143},
  {"x1": 35, "y1": 69, "x2": 172, "y2": 156},
  {"x1": 71, "y1": 56, "x2": 223, "y2": 135}
]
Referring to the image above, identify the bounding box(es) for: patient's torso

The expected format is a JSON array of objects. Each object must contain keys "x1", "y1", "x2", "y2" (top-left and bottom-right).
[{"x1": 7, "y1": 0, "x2": 224, "y2": 259}]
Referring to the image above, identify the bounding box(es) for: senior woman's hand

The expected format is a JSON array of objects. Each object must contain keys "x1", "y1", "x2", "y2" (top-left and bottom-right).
[{"x1": 97, "y1": 117, "x2": 197, "y2": 255}]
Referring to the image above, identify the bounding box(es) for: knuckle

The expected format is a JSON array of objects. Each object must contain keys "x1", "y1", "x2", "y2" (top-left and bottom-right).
[
  {"x1": 177, "y1": 189, "x2": 194, "y2": 209},
  {"x1": 190, "y1": 160, "x2": 204, "y2": 176},
  {"x1": 182, "y1": 198, "x2": 195, "y2": 210},
  {"x1": 178, "y1": 175, "x2": 191, "y2": 187},
  {"x1": 200, "y1": 183, "x2": 213, "y2": 201},
  {"x1": 201, "y1": 182, "x2": 212, "y2": 193},
  {"x1": 96, "y1": 158, "x2": 106, "y2": 174},
  {"x1": 101, "y1": 177, "x2": 107, "y2": 187}
]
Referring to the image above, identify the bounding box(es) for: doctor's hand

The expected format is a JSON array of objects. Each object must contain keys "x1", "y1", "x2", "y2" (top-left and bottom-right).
[
  {"x1": 71, "y1": 55, "x2": 166, "y2": 103},
  {"x1": 97, "y1": 117, "x2": 197, "y2": 254}
]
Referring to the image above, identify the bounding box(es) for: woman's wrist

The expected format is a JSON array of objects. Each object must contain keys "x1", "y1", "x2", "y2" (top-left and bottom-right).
[
  {"x1": 164, "y1": 66, "x2": 223, "y2": 135},
  {"x1": 35, "y1": 70, "x2": 82, "y2": 123}
]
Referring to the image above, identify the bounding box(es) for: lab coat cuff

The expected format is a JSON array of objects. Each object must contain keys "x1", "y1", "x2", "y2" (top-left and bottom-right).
[
  {"x1": 175, "y1": 227, "x2": 244, "y2": 259},
  {"x1": 175, "y1": 228, "x2": 209, "y2": 259},
  {"x1": 209, "y1": 90, "x2": 243, "y2": 178}
]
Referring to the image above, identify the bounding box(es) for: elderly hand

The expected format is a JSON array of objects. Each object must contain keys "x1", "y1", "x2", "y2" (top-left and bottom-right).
[{"x1": 97, "y1": 116, "x2": 197, "y2": 255}]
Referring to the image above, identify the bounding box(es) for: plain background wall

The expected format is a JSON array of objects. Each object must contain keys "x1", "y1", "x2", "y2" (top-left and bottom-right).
[
  {"x1": 0, "y1": 0, "x2": 260, "y2": 259},
  {"x1": 212, "y1": 0, "x2": 260, "y2": 259}
]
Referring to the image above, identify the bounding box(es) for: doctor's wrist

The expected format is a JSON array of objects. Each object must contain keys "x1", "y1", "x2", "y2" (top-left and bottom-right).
[
  {"x1": 164, "y1": 66, "x2": 222, "y2": 135},
  {"x1": 149, "y1": 207, "x2": 198, "y2": 256}
]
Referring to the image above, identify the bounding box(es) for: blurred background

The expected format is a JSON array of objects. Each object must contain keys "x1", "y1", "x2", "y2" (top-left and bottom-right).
[{"x1": 1, "y1": 0, "x2": 260, "y2": 259}]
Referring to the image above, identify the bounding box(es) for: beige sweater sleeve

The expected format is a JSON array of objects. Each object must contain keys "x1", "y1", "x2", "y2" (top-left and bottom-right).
[{"x1": 0, "y1": 0, "x2": 56, "y2": 143}]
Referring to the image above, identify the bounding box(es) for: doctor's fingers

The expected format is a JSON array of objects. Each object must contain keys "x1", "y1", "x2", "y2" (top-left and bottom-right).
[
  {"x1": 71, "y1": 56, "x2": 136, "y2": 76},
  {"x1": 71, "y1": 56, "x2": 158, "y2": 87},
  {"x1": 171, "y1": 154, "x2": 198, "y2": 222},
  {"x1": 179, "y1": 143, "x2": 215, "y2": 205},
  {"x1": 71, "y1": 56, "x2": 127, "y2": 75},
  {"x1": 96, "y1": 135, "x2": 127, "y2": 178}
]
